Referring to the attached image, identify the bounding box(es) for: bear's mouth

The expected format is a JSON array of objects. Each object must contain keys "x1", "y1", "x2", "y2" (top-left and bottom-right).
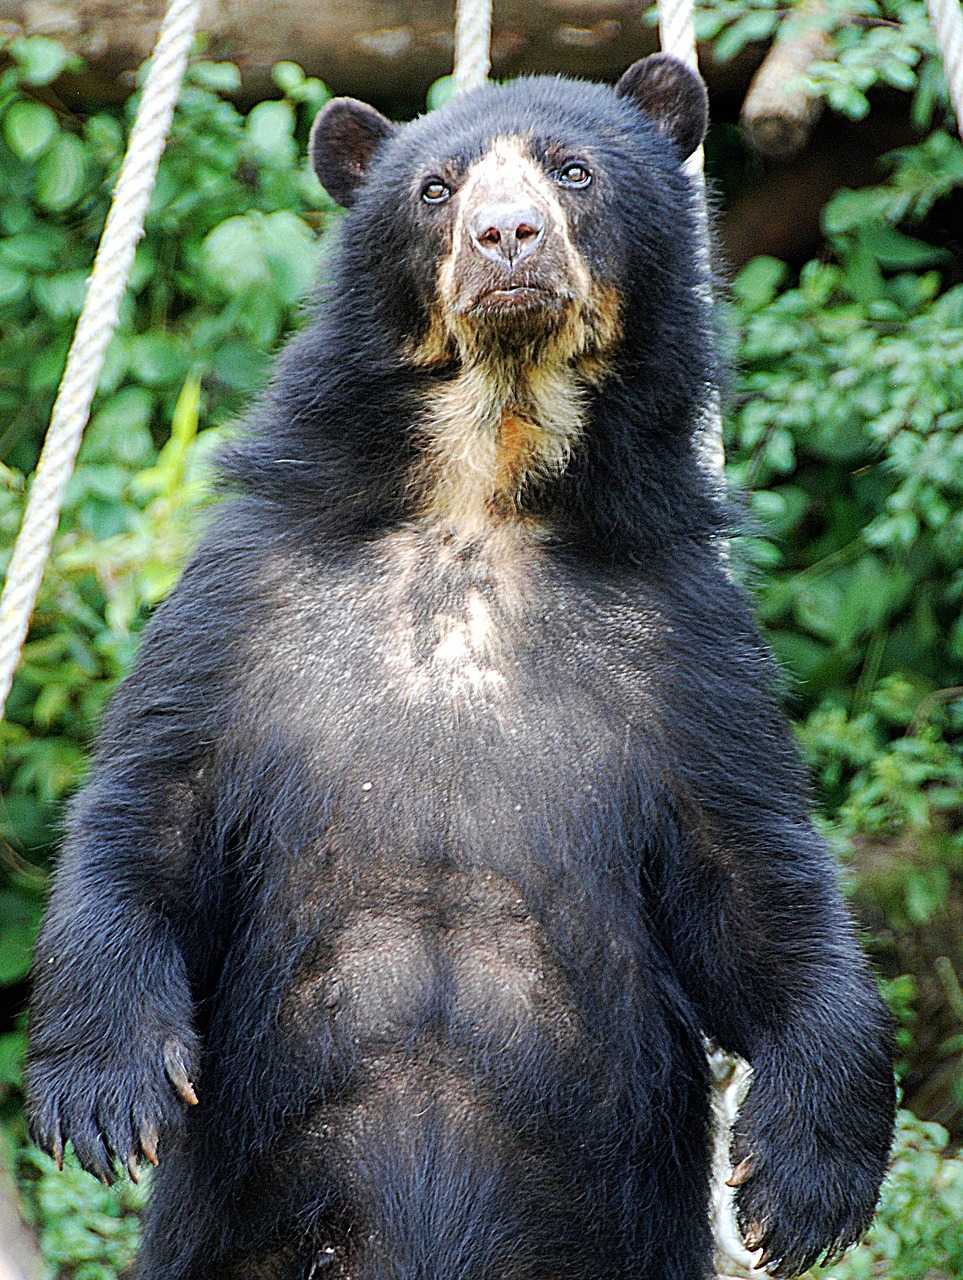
[{"x1": 471, "y1": 285, "x2": 563, "y2": 316}]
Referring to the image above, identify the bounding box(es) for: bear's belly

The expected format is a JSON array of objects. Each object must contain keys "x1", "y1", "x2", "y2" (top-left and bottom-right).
[{"x1": 281, "y1": 866, "x2": 580, "y2": 1057}]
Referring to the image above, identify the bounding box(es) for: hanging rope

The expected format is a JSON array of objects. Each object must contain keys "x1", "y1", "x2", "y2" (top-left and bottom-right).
[
  {"x1": 0, "y1": 0, "x2": 202, "y2": 720},
  {"x1": 657, "y1": 0, "x2": 699, "y2": 73},
  {"x1": 927, "y1": 0, "x2": 963, "y2": 139},
  {"x1": 655, "y1": 0, "x2": 726, "y2": 482},
  {"x1": 655, "y1": 9, "x2": 758, "y2": 1276},
  {"x1": 452, "y1": 0, "x2": 494, "y2": 94},
  {"x1": 657, "y1": 0, "x2": 709, "y2": 188}
]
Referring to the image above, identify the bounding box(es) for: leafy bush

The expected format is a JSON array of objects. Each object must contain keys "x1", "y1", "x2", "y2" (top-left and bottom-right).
[
  {"x1": 19, "y1": 1148, "x2": 148, "y2": 1280},
  {"x1": 723, "y1": 152, "x2": 963, "y2": 949},
  {"x1": 697, "y1": 0, "x2": 940, "y2": 125},
  {"x1": 1, "y1": 45, "x2": 332, "y2": 479},
  {"x1": 713, "y1": 0, "x2": 963, "y2": 1118}
]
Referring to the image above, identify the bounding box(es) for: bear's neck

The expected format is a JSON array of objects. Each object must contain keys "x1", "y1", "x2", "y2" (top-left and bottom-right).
[{"x1": 411, "y1": 354, "x2": 589, "y2": 536}]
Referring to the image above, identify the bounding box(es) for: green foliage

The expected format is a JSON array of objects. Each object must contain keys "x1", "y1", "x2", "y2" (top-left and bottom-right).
[
  {"x1": 427, "y1": 74, "x2": 456, "y2": 110},
  {"x1": 725, "y1": 137, "x2": 963, "y2": 837},
  {"x1": 0, "y1": 37, "x2": 333, "y2": 478},
  {"x1": 716, "y1": 13, "x2": 963, "y2": 1116},
  {"x1": 725, "y1": 115, "x2": 963, "y2": 1123},
  {"x1": 801, "y1": 679, "x2": 963, "y2": 852},
  {"x1": 20, "y1": 1148, "x2": 147, "y2": 1279},
  {"x1": 696, "y1": 0, "x2": 941, "y2": 124}
]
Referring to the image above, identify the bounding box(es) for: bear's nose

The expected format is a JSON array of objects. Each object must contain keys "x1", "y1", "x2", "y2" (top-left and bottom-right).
[{"x1": 469, "y1": 203, "x2": 546, "y2": 266}]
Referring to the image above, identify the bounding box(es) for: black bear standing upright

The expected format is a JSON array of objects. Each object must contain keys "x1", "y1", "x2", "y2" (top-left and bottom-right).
[{"x1": 27, "y1": 56, "x2": 895, "y2": 1280}]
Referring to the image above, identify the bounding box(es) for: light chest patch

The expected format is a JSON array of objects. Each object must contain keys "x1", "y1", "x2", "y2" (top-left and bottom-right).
[{"x1": 375, "y1": 529, "x2": 532, "y2": 709}]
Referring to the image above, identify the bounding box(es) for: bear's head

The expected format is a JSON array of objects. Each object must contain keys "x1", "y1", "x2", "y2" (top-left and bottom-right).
[
  {"x1": 274, "y1": 57, "x2": 718, "y2": 543},
  {"x1": 314, "y1": 55, "x2": 703, "y2": 357}
]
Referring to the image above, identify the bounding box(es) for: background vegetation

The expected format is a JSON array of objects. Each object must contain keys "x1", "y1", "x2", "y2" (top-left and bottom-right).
[{"x1": 1, "y1": 0, "x2": 962, "y2": 1274}]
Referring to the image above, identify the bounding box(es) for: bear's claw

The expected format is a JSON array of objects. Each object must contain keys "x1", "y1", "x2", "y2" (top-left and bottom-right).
[{"x1": 27, "y1": 1034, "x2": 197, "y2": 1182}]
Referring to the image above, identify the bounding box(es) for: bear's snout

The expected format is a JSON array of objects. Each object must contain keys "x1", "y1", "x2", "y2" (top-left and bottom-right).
[{"x1": 469, "y1": 202, "x2": 546, "y2": 267}]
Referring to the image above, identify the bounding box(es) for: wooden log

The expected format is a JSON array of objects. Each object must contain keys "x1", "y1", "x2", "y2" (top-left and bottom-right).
[
  {"x1": 2, "y1": 0, "x2": 675, "y2": 105},
  {"x1": 740, "y1": 3, "x2": 832, "y2": 159}
]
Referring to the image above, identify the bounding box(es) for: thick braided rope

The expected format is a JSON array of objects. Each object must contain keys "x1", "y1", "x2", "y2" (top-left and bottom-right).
[
  {"x1": 927, "y1": 0, "x2": 963, "y2": 139},
  {"x1": 658, "y1": 0, "x2": 726, "y2": 480},
  {"x1": 658, "y1": 0, "x2": 704, "y2": 179},
  {"x1": 0, "y1": 0, "x2": 202, "y2": 719},
  {"x1": 657, "y1": 11, "x2": 759, "y2": 1278},
  {"x1": 658, "y1": 0, "x2": 699, "y2": 72},
  {"x1": 452, "y1": 0, "x2": 494, "y2": 94}
]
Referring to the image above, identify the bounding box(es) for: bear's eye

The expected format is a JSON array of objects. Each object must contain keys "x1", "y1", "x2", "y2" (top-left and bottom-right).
[
  {"x1": 557, "y1": 162, "x2": 592, "y2": 189},
  {"x1": 421, "y1": 178, "x2": 451, "y2": 205}
]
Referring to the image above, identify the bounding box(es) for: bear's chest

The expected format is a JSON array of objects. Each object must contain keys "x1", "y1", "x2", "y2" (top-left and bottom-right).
[{"x1": 237, "y1": 525, "x2": 665, "y2": 858}]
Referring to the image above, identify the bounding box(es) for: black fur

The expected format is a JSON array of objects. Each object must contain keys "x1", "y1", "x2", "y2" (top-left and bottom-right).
[
  {"x1": 615, "y1": 54, "x2": 709, "y2": 160},
  {"x1": 310, "y1": 99, "x2": 397, "y2": 208},
  {"x1": 27, "y1": 63, "x2": 895, "y2": 1280}
]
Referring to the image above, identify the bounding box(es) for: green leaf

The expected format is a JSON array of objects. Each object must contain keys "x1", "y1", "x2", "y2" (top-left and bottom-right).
[
  {"x1": 0, "y1": 263, "x2": 29, "y2": 309},
  {"x1": 732, "y1": 256, "x2": 788, "y2": 311},
  {"x1": 823, "y1": 187, "x2": 890, "y2": 235},
  {"x1": 187, "y1": 60, "x2": 242, "y2": 93},
  {"x1": 210, "y1": 339, "x2": 270, "y2": 392},
  {"x1": 769, "y1": 630, "x2": 833, "y2": 683},
  {"x1": 83, "y1": 112, "x2": 124, "y2": 161},
  {"x1": 262, "y1": 210, "x2": 317, "y2": 304},
  {"x1": 0, "y1": 1031, "x2": 25, "y2": 1088},
  {"x1": 713, "y1": 10, "x2": 778, "y2": 62},
  {"x1": 861, "y1": 224, "x2": 949, "y2": 270},
  {"x1": 0, "y1": 226, "x2": 68, "y2": 271},
  {"x1": 427, "y1": 76, "x2": 456, "y2": 110},
  {"x1": 200, "y1": 215, "x2": 269, "y2": 293},
  {"x1": 32, "y1": 270, "x2": 88, "y2": 319},
  {"x1": 82, "y1": 386, "x2": 156, "y2": 466},
  {"x1": 0, "y1": 920, "x2": 35, "y2": 982},
  {"x1": 9, "y1": 35, "x2": 71, "y2": 85},
  {"x1": 127, "y1": 331, "x2": 189, "y2": 389},
  {"x1": 272, "y1": 61, "x2": 305, "y2": 96},
  {"x1": 245, "y1": 99, "x2": 296, "y2": 163},
  {"x1": 34, "y1": 132, "x2": 89, "y2": 211},
  {"x1": 826, "y1": 79, "x2": 871, "y2": 119},
  {"x1": 3, "y1": 99, "x2": 59, "y2": 160}
]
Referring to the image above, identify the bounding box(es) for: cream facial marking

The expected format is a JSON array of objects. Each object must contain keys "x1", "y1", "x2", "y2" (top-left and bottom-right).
[
  {"x1": 438, "y1": 137, "x2": 592, "y2": 320},
  {"x1": 407, "y1": 137, "x2": 623, "y2": 532}
]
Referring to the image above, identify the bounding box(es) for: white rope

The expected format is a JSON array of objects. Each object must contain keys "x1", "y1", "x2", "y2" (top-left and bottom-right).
[
  {"x1": 657, "y1": 0, "x2": 705, "y2": 184},
  {"x1": 658, "y1": 0, "x2": 700, "y2": 73},
  {"x1": 452, "y1": 0, "x2": 494, "y2": 94},
  {"x1": 658, "y1": 0, "x2": 726, "y2": 481},
  {"x1": 657, "y1": 9, "x2": 756, "y2": 1277},
  {"x1": 0, "y1": 0, "x2": 203, "y2": 720},
  {"x1": 927, "y1": 0, "x2": 963, "y2": 139}
]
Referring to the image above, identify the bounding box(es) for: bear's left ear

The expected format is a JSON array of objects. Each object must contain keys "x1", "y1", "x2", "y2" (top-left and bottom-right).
[
  {"x1": 309, "y1": 98, "x2": 397, "y2": 207},
  {"x1": 615, "y1": 54, "x2": 708, "y2": 160}
]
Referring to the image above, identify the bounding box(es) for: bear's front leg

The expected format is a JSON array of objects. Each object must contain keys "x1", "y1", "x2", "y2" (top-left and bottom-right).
[
  {"x1": 27, "y1": 767, "x2": 204, "y2": 1184},
  {"x1": 657, "y1": 808, "x2": 896, "y2": 1278}
]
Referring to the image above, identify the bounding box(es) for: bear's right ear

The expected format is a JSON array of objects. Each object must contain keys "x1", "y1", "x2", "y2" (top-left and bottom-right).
[
  {"x1": 309, "y1": 98, "x2": 397, "y2": 207},
  {"x1": 615, "y1": 54, "x2": 708, "y2": 160}
]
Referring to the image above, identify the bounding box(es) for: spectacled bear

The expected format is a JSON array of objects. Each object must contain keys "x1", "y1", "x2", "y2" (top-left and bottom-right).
[{"x1": 26, "y1": 55, "x2": 895, "y2": 1280}]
